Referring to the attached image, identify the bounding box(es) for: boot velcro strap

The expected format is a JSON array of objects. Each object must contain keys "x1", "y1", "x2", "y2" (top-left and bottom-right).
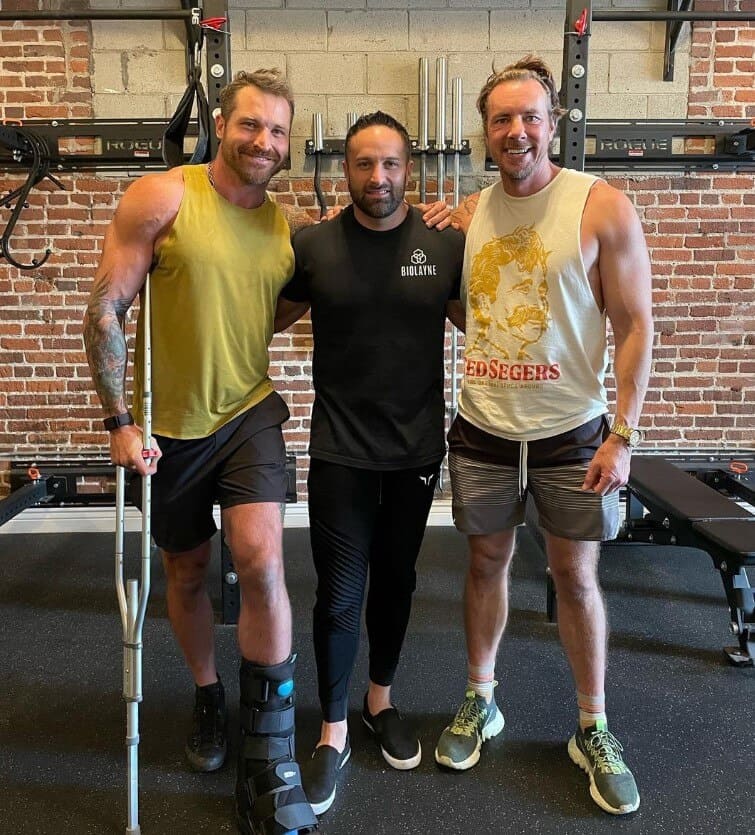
[
  {"x1": 252, "y1": 760, "x2": 301, "y2": 798},
  {"x1": 243, "y1": 733, "x2": 294, "y2": 763},
  {"x1": 242, "y1": 762, "x2": 317, "y2": 834},
  {"x1": 261, "y1": 800, "x2": 317, "y2": 835},
  {"x1": 243, "y1": 676, "x2": 270, "y2": 703},
  {"x1": 240, "y1": 703, "x2": 294, "y2": 735}
]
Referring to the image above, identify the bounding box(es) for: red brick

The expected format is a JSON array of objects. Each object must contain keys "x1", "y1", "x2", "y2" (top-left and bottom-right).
[
  {"x1": 0, "y1": 29, "x2": 40, "y2": 43},
  {"x1": 6, "y1": 89, "x2": 43, "y2": 102},
  {"x1": 713, "y1": 46, "x2": 754, "y2": 59},
  {"x1": 714, "y1": 30, "x2": 737, "y2": 44},
  {"x1": 711, "y1": 105, "x2": 748, "y2": 117}
]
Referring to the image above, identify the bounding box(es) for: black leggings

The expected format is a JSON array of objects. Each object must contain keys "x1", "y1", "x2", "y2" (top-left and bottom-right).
[{"x1": 307, "y1": 458, "x2": 441, "y2": 722}]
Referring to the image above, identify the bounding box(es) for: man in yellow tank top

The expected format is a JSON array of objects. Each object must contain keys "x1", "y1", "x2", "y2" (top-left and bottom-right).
[
  {"x1": 434, "y1": 56, "x2": 653, "y2": 817},
  {"x1": 83, "y1": 69, "x2": 319, "y2": 835}
]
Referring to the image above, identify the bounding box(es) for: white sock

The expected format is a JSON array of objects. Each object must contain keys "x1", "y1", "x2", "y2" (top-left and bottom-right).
[
  {"x1": 577, "y1": 691, "x2": 607, "y2": 731},
  {"x1": 467, "y1": 664, "x2": 496, "y2": 704}
]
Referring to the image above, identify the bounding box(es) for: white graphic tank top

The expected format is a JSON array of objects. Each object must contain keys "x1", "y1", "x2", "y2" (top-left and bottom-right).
[{"x1": 458, "y1": 169, "x2": 608, "y2": 441}]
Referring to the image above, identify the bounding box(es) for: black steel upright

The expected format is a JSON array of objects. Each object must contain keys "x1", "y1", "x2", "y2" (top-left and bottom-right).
[
  {"x1": 197, "y1": 0, "x2": 231, "y2": 159},
  {"x1": 559, "y1": 0, "x2": 591, "y2": 171}
]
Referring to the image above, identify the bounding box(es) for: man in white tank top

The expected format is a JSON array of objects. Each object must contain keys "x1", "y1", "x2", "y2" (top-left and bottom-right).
[{"x1": 436, "y1": 56, "x2": 653, "y2": 817}]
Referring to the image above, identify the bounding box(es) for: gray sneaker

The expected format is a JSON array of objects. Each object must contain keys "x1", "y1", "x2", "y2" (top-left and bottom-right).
[
  {"x1": 434, "y1": 689, "x2": 505, "y2": 770},
  {"x1": 568, "y1": 724, "x2": 640, "y2": 815}
]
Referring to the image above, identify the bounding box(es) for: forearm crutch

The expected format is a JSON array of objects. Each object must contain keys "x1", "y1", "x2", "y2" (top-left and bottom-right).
[{"x1": 114, "y1": 274, "x2": 153, "y2": 835}]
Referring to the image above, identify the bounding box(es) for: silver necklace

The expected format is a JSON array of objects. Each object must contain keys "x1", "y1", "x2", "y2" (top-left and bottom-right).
[{"x1": 207, "y1": 162, "x2": 216, "y2": 190}]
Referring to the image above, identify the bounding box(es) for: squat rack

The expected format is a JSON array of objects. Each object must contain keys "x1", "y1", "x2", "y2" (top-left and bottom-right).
[
  {"x1": 558, "y1": 0, "x2": 755, "y2": 173},
  {"x1": 0, "y1": 2, "x2": 231, "y2": 148},
  {"x1": 483, "y1": 2, "x2": 755, "y2": 173},
  {"x1": 0, "y1": 2, "x2": 230, "y2": 268}
]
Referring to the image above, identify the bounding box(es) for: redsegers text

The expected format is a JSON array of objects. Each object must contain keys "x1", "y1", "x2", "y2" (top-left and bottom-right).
[{"x1": 465, "y1": 359, "x2": 561, "y2": 381}]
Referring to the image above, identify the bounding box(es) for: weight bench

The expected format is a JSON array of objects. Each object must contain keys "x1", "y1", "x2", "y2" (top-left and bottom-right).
[{"x1": 624, "y1": 455, "x2": 755, "y2": 667}]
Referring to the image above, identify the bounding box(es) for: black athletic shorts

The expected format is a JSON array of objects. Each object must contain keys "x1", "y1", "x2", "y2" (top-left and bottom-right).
[{"x1": 129, "y1": 391, "x2": 290, "y2": 553}]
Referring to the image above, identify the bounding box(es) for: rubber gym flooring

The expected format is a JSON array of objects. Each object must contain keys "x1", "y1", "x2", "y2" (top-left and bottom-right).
[{"x1": 1, "y1": 525, "x2": 753, "y2": 835}]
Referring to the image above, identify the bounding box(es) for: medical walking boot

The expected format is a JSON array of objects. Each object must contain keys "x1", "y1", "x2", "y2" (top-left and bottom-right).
[{"x1": 236, "y1": 655, "x2": 318, "y2": 835}]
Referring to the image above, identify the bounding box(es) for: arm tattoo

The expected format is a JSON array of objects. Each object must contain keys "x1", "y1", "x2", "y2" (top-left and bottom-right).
[
  {"x1": 83, "y1": 280, "x2": 134, "y2": 414},
  {"x1": 450, "y1": 193, "x2": 479, "y2": 233},
  {"x1": 459, "y1": 194, "x2": 478, "y2": 218}
]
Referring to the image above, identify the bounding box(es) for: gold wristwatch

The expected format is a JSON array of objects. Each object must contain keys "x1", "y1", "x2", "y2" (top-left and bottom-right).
[{"x1": 610, "y1": 422, "x2": 642, "y2": 449}]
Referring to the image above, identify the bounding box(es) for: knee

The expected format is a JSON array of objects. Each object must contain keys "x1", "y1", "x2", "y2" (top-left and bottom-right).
[
  {"x1": 316, "y1": 599, "x2": 361, "y2": 635},
  {"x1": 163, "y1": 549, "x2": 211, "y2": 597},
  {"x1": 372, "y1": 565, "x2": 417, "y2": 598},
  {"x1": 468, "y1": 538, "x2": 513, "y2": 582},
  {"x1": 548, "y1": 561, "x2": 598, "y2": 601},
  {"x1": 231, "y1": 537, "x2": 284, "y2": 600},
  {"x1": 315, "y1": 581, "x2": 364, "y2": 634}
]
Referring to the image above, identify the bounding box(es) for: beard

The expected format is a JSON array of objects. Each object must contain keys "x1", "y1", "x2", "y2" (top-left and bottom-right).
[
  {"x1": 503, "y1": 161, "x2": 536, "y2": 181},
  {"x1": 221, "y1": 142, "x2": 286, "y2": 187},
  {"x1": 349, "y1": 181, "x2": 404, "y2": 219},
  {"x1": 497, "y1": 143, "x2": 548, "y2": 182}
]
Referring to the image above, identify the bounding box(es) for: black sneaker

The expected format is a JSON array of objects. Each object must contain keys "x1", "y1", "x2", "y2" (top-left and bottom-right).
[
  {"x1": 301, "y1": 739, "x2": 352, "y2": 816},
  {"x1": 185, "y1": 680, "x2": 227, "y2": 772},
  {"x1": 361, "y1": 695, "x2": 421, "y2": 770}
]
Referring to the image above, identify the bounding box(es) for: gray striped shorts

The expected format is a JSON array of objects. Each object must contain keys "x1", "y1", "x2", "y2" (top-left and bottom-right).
[{"x1": 448, "y1": 453, "x2": 619, "y2": 542}]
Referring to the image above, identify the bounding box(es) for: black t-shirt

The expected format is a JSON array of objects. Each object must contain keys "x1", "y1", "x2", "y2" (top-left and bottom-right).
[{"x1": 281, "y1": 205, "x2": 464, "y2": 470}]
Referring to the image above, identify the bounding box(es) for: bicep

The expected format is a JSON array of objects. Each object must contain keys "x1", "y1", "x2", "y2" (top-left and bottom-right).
[
  {"x1": 93, "y1": 216, "x2": 153, "y2": 308},
  {"x1": 91, "y1": 177, "x2": 177, "y2": 310},
  {"x1": 598, "y1": 195, "x2": 653, "y2": 339}
]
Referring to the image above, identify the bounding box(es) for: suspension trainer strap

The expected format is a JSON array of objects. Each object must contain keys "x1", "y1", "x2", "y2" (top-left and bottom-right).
[{"x1": 162, "y1": 5, "x2": 211, "y2": 168}]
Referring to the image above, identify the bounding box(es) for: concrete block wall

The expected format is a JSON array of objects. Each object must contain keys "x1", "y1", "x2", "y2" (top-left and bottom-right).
[{"x1": 1, "y1": 1, "x2": 753, "y2": 499}]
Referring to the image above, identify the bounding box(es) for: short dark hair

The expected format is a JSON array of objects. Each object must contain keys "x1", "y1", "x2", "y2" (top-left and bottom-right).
[
  {"x1": 477, "y1": 54, "x2": 566, "y2": 128},
  {"x1": 345, "y1": 111, "x2": 411, "y2": 160},
  {"x1": 219, "y1": 68, "x2": 294, "y2": 123}
]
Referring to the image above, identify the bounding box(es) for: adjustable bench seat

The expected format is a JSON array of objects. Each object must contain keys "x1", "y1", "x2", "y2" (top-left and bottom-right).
[
  {"x1": 628, "y1": 455, "x2": 753, "y2": 526},
  {"x1": 692, "y1": 519, "x2": 755, "y2": 564},
  {"x1": 626, "y1": 455, "x2": 755, "y2": 666}
]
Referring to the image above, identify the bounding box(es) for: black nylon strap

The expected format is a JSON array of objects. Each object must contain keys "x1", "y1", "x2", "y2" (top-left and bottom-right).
[
  {"x1": 239, "y1": 703, "x2": 295, "y2": 735},
  {"x1": 242, "y1": 733, "x2": 294, "y2": 763},
  {"x1": 162, "y1": 69, "x2": 211, "y2": 168},
  {"x1": 243, "y1": 675, "x2": 270, "y2": 704},
  {"x1": 163, "y1": 4, "x2": 210, "y2": 169}
]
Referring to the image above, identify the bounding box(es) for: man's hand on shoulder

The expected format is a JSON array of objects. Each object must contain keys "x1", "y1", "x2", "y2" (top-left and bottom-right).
[{"x1": 415, "y1": 200, "x2": 453, "y2": 230}]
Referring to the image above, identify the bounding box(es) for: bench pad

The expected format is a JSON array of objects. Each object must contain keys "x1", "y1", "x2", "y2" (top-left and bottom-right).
[{"x1": 629, "y1": 456, "x2": 753, "y2": 522}]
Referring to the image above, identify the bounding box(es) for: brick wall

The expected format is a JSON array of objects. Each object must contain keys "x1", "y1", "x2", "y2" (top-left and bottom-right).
[
  {"x1": 633, "y1": 2, "x2": 754, "y2": 446},
  {"x1": 1, "y1": 2, "x2": 753, "y2": 500}
]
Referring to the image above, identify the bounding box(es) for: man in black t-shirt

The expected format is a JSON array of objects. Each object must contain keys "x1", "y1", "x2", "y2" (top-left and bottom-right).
[{"x1": 275, "y1": 111, "x2": 465, "y2": 817}]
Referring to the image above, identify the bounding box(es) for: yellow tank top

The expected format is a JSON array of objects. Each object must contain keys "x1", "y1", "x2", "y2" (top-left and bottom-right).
[{"x1": 133, "y1": 164, "x2": 294, "y2": 438}]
